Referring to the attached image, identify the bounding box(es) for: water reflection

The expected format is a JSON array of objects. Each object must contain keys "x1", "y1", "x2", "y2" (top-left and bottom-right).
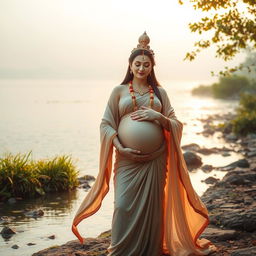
[{"x1": 0, "y1": 190, "x2": 79, "y2": 226}]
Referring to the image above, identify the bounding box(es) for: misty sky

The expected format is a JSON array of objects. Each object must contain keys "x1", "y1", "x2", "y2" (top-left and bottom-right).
[{"x1": 0, "y1": 0, "x2": 246, "y2": 81}]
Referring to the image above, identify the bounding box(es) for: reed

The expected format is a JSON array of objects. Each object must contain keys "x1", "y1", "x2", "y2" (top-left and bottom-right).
[{"x1": 0, "y1": 151, "x2": 79, "y2": 201}]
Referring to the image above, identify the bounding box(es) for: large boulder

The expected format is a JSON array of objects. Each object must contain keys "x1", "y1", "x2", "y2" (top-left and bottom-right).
[
  {"x1": 0, "y1": 226, "x2": 16, "y2": 239},
  {"x1": 183, "y1": 151, "x2": 202, "y2": 170},
  {"x1": 181, "y1": 143, "x2": 200, "y2": 152},
  {"x1": 220, "y1": 159, "x2": 250, "y2": 170},
  {"x1": 212, "y1": 208, "x2": 256, "y2": 232}
]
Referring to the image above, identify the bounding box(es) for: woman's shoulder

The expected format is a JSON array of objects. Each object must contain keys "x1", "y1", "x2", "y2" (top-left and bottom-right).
[
  {"x1": 111, "y1": 84, "x2": 128, "y2": 95},
  {"x1": 109, "y1": 84, "x2": 128, "y2": 99},
  {"x1": 157, "y1": 86, "x2": 168, "y2": 97},
  {"x1": 113, "y1": 84, "x2": 128, "y2": 91}
]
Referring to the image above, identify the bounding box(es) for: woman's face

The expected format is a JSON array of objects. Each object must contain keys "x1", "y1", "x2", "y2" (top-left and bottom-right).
[{"x1": 130, "y1": 54, "x2": 152, "y2": 80}]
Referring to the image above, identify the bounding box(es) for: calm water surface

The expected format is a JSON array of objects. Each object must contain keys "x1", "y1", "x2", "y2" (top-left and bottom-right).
[{"x1": 0, "y1": 79, "x2": 241, "y2": 256}]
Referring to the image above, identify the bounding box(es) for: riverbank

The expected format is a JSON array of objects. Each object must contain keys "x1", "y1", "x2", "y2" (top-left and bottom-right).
[{"x1": 31, "y1": 113, "x2": 256, "y2": 256}]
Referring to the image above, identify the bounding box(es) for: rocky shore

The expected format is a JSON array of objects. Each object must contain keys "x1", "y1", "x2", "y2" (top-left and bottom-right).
[{"x1": 30, "y1": 112, "x2": 256, "y2": 256}]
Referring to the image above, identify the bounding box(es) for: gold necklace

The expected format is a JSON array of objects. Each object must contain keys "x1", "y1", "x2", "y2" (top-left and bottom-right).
[
  {"x1": 132, "y1": 84, "x2": 149, "y2": 96},
  {"x1": 129, "y1": 80, "x2": 154, "y2": 111}
]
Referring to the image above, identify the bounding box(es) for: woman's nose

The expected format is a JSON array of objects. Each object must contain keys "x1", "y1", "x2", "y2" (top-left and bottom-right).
[{"x1": 139, "y1": 65, "x2": 145, "y2": 71}]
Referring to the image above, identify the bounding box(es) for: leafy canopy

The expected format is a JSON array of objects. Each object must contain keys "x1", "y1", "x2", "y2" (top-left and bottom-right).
[{"x1": 180, "y1": 0, "x2": 256, "y2": 76}]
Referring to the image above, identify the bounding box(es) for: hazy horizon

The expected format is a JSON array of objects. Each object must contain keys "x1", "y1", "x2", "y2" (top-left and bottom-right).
[{"x1": 0, "y1": 0, "x2": 246, "y2": 81}]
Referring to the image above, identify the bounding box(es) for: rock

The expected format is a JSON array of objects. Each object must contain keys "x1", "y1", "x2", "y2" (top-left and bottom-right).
[
  {"x1": 245, "y1": 133, "x2": 256, "y2": 140},
  {"x1": 82, "y1": 183, "x2": 91, "y2": 191},
  {"x1": 226, "y1": 133, "x2": 238, "y2": 141},
  {"x1": 0, "y1": 216, "x2": 13, "y2": 224},
  {"x1": 48, "y1": 235, "x2": 55, "y2": 239},
  {"x1": 0, "y1": 226, "x2": 16, "y2": 239},
  {"x1": 11, "y1": 244, "x2": 19, "y2": 249},
  {"x1": 223, "y1": 171, "x2": 256, "y2": 185},
  {"x1": 221, "y1": 152, "x2": 231, "y2": 157},
  {"x1": 202, "y1": 227, "x2": 238, "y2": 241},
  {"x1": 219, "y1": 203, "x2": 240, "y2": 209},
  {"x1": 78, "y1": 175, "x2": 96, "y2": 183},
  {"x1": 183, "y1": 151, "x2": 202, "y2": 170},
  {"x1": 7, "y1": 198, "x2": 16, "y2": 204},
  {"x1": 243, "y1": 196, "x2": 253, "y2": 205},
  {"x1": 248, "y1": 151, "x2": 256, "y2": 157},
  {"x1": 201, "y1": 164, "x2": 214, "y2": 173},
  {"x1": 223, "y1": 174, "x2": 251, "y2": 185},
  {"x1": 202, "y1": 128, "x2": 215, "y2": 136},
  {"x1": 203, "y1": 176, "x2": 219, "y2": 184},
  {"x1": 216, "y1": 208, "x2": 256, "y2": 232},
  {"x1": 197, "y1": 148, "x2": 216, "y2": 155},
  {"x1": 32, "y1": 231, "x2": 111, "y2": 256},
  {"x1": 78, "y1": 175, "x2": 96, "y2": 190},
  {"x1": 181, "y1": 143, "x2": 200, "y2": 152},
  {"x1": 24, "y1": 209, "x2": 44, "y2": 218},
  {"x1": 231, "y1": 246, "x2": 256, "y2": 256},
  {"x1": 27, "y1": 242, "x2": 36, "y2": 246},
  {"x1": 222, "y1": 159, "x2": 250, "y2": 170}
]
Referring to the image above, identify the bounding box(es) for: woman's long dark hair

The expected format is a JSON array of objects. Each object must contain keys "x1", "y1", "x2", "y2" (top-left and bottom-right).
[{"x1": 120, "y1": 49, "x2": 163, "y2": 105}]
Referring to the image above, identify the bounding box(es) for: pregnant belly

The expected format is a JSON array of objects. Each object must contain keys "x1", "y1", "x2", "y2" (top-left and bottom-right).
[{"x1": 117, "y1": 114, "x2": 164, "y2": 154}]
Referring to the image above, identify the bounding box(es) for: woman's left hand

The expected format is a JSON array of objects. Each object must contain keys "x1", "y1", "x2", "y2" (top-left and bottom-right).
[{"x1": 130, "y1": 106, "x2": 160, "y2": 121}]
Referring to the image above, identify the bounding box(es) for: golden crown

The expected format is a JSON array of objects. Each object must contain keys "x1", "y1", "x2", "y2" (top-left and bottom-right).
[{"x1": 131, "y1": 31, "x2": 155, "y2": 57}]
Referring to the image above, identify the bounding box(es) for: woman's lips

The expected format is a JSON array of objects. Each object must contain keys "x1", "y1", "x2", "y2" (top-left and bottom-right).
[{"x1": 138, "y1": 72, "x2": 145, "y2": 75}]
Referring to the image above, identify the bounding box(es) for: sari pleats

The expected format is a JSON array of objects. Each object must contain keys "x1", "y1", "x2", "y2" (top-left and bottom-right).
[{"x1": 108, "y1": 152, "x2": 167, "y2": 256}]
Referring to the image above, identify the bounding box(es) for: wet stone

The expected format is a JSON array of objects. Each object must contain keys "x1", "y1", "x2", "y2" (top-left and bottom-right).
[{"x1": 231, "y1": 246, "x2": 256, "y2": 256}]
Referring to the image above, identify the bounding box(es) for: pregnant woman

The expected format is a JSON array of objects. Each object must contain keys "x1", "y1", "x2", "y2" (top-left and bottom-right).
[{"x1": 72, "y1": 32, "x2": 217, "y2": 255}]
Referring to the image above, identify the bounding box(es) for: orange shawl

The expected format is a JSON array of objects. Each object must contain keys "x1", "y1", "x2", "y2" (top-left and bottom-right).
[{"x1": 72, "y1": 86, "x2": 217, "y2": 255}]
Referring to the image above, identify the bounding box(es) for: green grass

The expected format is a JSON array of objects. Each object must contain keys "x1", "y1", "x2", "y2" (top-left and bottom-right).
[{"x1": 0, "y1": 151, "x2": 79, "y2": 201}]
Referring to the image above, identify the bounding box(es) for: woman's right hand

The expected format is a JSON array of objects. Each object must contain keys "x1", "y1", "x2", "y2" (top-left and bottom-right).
[
  {"x1": 118, "y1": 143, "x2": 166, "y2": 162},
  {"x1": 119, "y1": 147, "x2": 152, "y2": 162}
]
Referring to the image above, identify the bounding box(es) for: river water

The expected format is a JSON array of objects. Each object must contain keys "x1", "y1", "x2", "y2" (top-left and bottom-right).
[{"x1": 0, "y1": 79, "x2": 241, "y2": 256}]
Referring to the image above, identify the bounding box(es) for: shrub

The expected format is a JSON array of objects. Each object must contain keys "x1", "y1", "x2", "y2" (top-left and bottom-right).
[
  {"x1": 0, "y1": 151, "x2": 79, "y2": 201},
  {"x1": 231, "y1": 93, "x2": 256, "y2": 136},
  {"x1": 212, "y1": 76, "x2": 250, "y2": 99}
]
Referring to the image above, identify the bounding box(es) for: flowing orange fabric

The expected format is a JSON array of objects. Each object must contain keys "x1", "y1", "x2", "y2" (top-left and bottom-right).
[{"x1": 72, "y1": 86, "x2": 217, "y2": 255}]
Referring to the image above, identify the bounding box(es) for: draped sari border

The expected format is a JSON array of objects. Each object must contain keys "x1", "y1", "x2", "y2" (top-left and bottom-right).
[
  {"x1": 165, "y1": 125, "x2": 211, "y2": 250},
  {"x1": 72, "y1": 185, "x2": 110, "y2": 244},
  {"x1": 176, "y1": 157, "x2": 210, "y2": 249}
]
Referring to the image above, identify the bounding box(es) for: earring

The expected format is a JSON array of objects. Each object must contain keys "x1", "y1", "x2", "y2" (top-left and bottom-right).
[{"x1": 130, "y1": 70, "x2": 133, "y2": 75}]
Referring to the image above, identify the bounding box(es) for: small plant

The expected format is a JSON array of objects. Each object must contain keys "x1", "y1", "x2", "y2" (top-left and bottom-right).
[
  {"x1": 37, "y1": 155, "x2": 79, "y2": 192},
  {"x1": 0, "y1": 151, "x2": 79, "y2": 201}
]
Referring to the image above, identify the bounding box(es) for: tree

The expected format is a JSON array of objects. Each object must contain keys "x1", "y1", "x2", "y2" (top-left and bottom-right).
[{"x1": 180, "y1": 0, "x2": 256, "y2": 76}]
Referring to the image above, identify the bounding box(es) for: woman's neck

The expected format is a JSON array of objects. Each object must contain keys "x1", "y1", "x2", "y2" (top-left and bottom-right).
[{"x1": 132, "y1": 77, "x2": 148, "y2": 88}]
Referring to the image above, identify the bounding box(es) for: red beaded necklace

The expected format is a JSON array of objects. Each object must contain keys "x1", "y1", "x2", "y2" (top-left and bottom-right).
[{"x1": 129, "y1": 80, "x2": 154, "y2": 111}]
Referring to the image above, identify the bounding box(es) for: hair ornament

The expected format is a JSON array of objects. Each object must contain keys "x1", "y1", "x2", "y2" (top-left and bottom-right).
[{"x1": 131, "y1": 31, "x2": 155, "y2": 58}]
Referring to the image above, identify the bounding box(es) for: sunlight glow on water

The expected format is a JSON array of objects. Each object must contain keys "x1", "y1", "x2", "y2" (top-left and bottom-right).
[{"x1": 0, "y1": 79, "x2": 240, "y2": 256}]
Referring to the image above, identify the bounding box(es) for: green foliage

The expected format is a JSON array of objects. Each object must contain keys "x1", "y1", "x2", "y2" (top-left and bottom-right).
[
  {"x1": 0, "y1": 151, "x2": 79, "y2": 201},
  {"x1": 192, "y1": 75, "x2": 255, "y2": 98},
  {"x1": 37, "y1": 155, "x2": 79, "y2": 192},
  {"x1": 182, "y1": 0, "x2": 256, "y2": 76},
  {"x1": 212, "y1": 75, "x2": 251, "y2": 98},
  {"x1": 231, "y1": 93, "x2": 256, "y2": 136}
]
